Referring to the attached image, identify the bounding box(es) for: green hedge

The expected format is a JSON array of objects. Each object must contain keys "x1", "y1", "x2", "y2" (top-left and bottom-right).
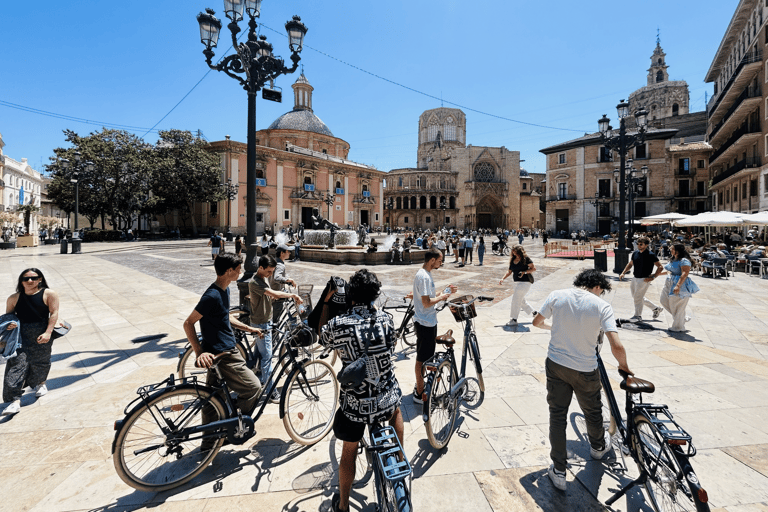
[{"x1": 82, "y1": 229, "x2": 123, "y2": 242}]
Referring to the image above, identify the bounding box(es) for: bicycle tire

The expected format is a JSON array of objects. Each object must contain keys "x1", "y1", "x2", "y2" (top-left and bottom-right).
[
  {"x1": 178, "y1": 342, "x2": 247, "y2": 380},
  {"x1": 468, "y1": 335, "x2": 485, "y2": 392},
  {"x1": 330, "y1": 435, "x2": 373, "y2": 487},
  {"x1": 600, "y1": 384, "x2": 616, "y2": 436},
  {"x1": 279, "y1": 342, "x2": 337, "y2": 382},
  {"x1": 380, "y1": 470, "x2": 412, "y2": 512},
  {"x1": 401, "y1": 318, "x2": 417, "y2": 347},
  {"x1": 425, "y1": 359, "x2": 459, "y2": 450},
  {"x1": 503, "y1": 246, "x2": 511, "y2": 256},
  {"x1": 282, "y1": 359, "x2": 338, "y2": 445},
  {"x1": 634, "y1": 415, "x2": 701, "y2": 512},
  {"x1": 113, "y1": 386, "x2": 226, "y2": 492}
]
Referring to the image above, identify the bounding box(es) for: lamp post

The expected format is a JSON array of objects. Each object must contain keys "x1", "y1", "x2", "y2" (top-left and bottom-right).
[
  {"x1": 221, "y1": 178, "x2": 240, "y2": 236},
  {"x1": 60, "y1": 152, "x2": 94, "y2": 239},
  {"x1": 598, "y1": 100, "x2": 648, "y2": 273},
  {"x1": 384, "y1": 197, "x2": 393, "y2": 233},
  {"x1": 588, "y1": 193, "x2": 603, "y2": 234},
  {"x1": 614, "y1": 162, "x2": 649, "y2": 243},
  {"x1": 197, "y1": 0, "x2": 307, "y2": 271},
  {"x1": 440, "y1": 198, "x2": 447, "y2": 230}
]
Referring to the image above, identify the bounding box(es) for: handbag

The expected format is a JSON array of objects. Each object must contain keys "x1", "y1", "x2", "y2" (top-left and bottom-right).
[
  {"x1": 337, "y1": 332, "x2": 371, "y2": 387},
  {"x1": 51, "y1": 320, "x2": 72, "y2": 340},
  {"x1": 526, "y1": 272, "x2": 535, "y2": 284}
]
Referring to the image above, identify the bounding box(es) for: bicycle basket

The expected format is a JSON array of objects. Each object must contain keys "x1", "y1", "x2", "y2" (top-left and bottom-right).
[
  {"x1": 289, "y1": 324, "x2": 315, "y2": 347},
  {"x1": 448, "y1": 295, "x2": 477, "y2": 321},
  {"x1": 297, "y1": 292, "x2": 313, "y2": 319}
]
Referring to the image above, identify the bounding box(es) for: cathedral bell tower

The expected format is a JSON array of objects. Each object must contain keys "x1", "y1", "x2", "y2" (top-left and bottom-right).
[{"x1": 647, "y1": 35, "x2": 669, "y2": 85}]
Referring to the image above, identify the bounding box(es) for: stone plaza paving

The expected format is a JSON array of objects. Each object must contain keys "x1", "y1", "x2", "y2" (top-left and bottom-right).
[{"x1": 1, "y1": 239, "x2": 767, "y2": 511}]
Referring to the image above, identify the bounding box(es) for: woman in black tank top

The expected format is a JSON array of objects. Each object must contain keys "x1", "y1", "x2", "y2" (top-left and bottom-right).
[{"x1": 2, "y1": 268, "x2": 60, "y2": 415}]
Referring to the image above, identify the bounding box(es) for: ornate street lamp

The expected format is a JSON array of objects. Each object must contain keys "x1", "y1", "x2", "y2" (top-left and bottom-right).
[
  {"x1": 598, "y1": 101, "x2": 648, "y2": 272},
  {"x1": 60, "y1": 151, "x2": 94, "y2": 239},
  {"x1": 440, "y1": 198, "x2": 447, "y2": 230},
  {"x1": 197, "y1": 1, "x2": 307, "y2": 271},
  {"x1": 614, "y1": 163, "x2": 649, "y2": 242},
  {"x1": 221, "y1": 177, "x2": 240, "y2": 235}
]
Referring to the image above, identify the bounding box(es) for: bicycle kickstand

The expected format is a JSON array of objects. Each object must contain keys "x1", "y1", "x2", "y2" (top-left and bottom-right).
[{"x1": 604, "y1": 471, "x2": 647, "y2": 506}]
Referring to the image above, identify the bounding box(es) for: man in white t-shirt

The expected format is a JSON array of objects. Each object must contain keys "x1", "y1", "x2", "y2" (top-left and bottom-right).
[
  {"x1": 533, "y1": 269, "x2": 632, "y2": 491},
  {"x1": 409, "y1": 248, "x2": 456, "y2": 404}
]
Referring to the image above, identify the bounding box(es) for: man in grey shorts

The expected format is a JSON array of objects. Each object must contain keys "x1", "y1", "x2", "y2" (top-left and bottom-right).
[{"x1": 533, "y1": 269, "x2": 633, "y2": 491}]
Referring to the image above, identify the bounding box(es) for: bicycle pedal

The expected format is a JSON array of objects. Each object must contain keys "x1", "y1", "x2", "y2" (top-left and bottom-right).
[{"x1": 457, "y1": 431, "x2": 469, "y2": 439}]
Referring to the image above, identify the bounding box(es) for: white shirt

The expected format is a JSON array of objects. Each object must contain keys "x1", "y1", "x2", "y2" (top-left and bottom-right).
[
  {"x1": 539, "y1": 288, "x2": 617, "y2": 372},
  {"x1": 413, "y1": 268, "x2": 437, "y2": 327}
]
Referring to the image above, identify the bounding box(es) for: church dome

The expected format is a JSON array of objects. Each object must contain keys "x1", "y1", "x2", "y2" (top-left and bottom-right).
[{"x1": 267, "y1": 72, "x2": 334, "y2": 137}]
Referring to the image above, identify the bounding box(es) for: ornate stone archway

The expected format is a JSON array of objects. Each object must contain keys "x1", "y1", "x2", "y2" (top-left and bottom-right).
[{"x1": 475, "y1": 194, "x2": 504, "y2": 230}]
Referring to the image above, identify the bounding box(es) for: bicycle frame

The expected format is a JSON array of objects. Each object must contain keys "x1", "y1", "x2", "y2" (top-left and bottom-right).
[{"x1": 367, "y1": 421, "x2": 412, "y2": 512}]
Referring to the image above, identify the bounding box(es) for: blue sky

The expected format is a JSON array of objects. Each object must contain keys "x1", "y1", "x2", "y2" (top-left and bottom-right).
[{"x1": 1, "y1": 1, "x2": 737, "y2": 177}]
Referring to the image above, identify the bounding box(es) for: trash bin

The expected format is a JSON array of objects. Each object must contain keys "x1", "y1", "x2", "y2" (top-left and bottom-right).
[
  {"x1": 594, "y1": 249, "x2": 607, "y2": 272},
  {"x1": 226, "y1": 231, "x2": 234, "y2": 242},
  {"x1": 71, "y1": 239, "x2": 82, "y2": 254},
  {"x1": 60, "y1": 239, "x2": 69, "y2": 254}
]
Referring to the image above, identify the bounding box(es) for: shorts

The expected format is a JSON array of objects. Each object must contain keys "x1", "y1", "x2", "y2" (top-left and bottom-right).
[
  {"x1": 414, "y1": 322, "x2": 437, "y2": 363},
  {"x1": 332, "y1": 407, "x2": 399, "y2": 443},
  {"x1": 211, "y1": 248, "x2": 220, "y2": 255}
]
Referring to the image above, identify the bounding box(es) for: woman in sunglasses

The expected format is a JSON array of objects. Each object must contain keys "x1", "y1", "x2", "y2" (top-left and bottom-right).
[{"x1": 2, "y1": 268, "x2": 60, "y2": 415}]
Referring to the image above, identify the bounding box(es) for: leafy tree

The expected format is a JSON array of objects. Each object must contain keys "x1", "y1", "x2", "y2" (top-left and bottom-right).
[{"x1": 149, "y1": 129, "x2": 224, "y2": 235}]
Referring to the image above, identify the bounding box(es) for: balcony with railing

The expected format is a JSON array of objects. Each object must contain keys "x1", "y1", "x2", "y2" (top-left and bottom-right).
[
  {"x1": 547, "y1": 194, "x2": 577, "y2": 201},
  {"x1": 711, "y1": 157, "x2": 762, "y2": 187},
  {"x1": 707, "y1": 49, "x2": 762, "y2": 123},
  {"x1": 709, "y1": 120, "x2": 762, "y2": 165},
  {"x1": 708, "y1": 84, "x2": 762, "y2": 143}
]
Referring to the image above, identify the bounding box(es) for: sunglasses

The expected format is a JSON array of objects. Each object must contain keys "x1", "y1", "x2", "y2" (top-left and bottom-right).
[{"x1": 21, "y1": 276, "x2": 41, "y2": 282}]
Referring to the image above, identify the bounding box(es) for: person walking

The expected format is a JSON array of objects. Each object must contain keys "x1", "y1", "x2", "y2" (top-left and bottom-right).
[
  {"x1": 322, "y1": 270, "x2": 404, "y2": 512},
  {"x1": 532, "y1": 269, "x2": 633, "y2": 491},
  {"x1": 618, "y1": 236, "x2": 663, "y2": 321},
  {"x1": 248, "y1": 255, "x2": 303, "y2": 402},
  {"x1": 465, "y1": 235, "x2": 474, "y2": 265},
  {"x1": 411, "y1": 248, "x2": 456, "y2": 404},
  {"x1": 477, "y1": 236, "x2": 486, "y2": 266},
  {"x1": 208, "y1": 230, "x2": 224, "y2": 261},
  {"x1": 234, "y1": 236, "x2": 242, "y2": 256},
  {"x1": 260, "y1": 235, "x2": 269, "y2": 256},
  {"x1": 2, "y1": 268, "x2": 61, "y2": 415},
  {"x1": 294, "y1": 236, "x2": 301, "y2": 261},
  {"x1": 499, "y1": 245, "x2": 537, "y2": 326},
  {"x1": 659, "y1": 244, "x2": 699, "y2": 332}
]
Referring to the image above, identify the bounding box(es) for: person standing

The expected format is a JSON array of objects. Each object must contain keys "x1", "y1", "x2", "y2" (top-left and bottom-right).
[
  {"x1": 411, "y1": 249, "x2": 456, "y2": 404},
  {"x1": 294, "y1": 236, "x2": 301, "y2": 261},
  {"x1": 2, "y1": 268, "x2": 61, "y2": 415},
  {"x1": 234, "y1": 236, "x2": 242, "y2": 256},
  {"x1": 436, "y1": 236, "x2": 446, "y2": 261},
  {"x1": 269, "y1": 244, "x2": 297, "y2": 327},
  {"x1": 208, "y1": 230, "x2": 224, "y2": 261},
  {"x1": 260, "y1": 235, "x2": 269, "y2": 256},
  {"x1": 477, "y1": 236, "x2": 486, "y2": 266},
  {"x1": 659, "y1": 244, "x2": 699, "y2": 332},
  {"x1": 532, "y1": 269, "x2": 632, "y2": 491},
  {"x1": 618, "y1": 236, "x2": 663, "y2": 321},
  {"x1": 248, "y1": 255, "x2": 303, "y2": 402},
  {"x1": 464, "y1": 235, "x2": 474, "y2": 265},
  {"x1": 498, "y1": 245, "x2": 537, "y2": 326},
  {"x1": 458, "y1": 234, "x2": 466, "y2": 267}
]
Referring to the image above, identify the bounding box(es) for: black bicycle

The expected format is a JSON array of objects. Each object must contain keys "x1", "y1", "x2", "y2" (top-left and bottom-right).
[
  {"x1": 597, "y1": 334, "x2": 710, "y2": 511},
  {"x1": 492, "y1": 239, "x2": 510, "y2": 256},
  {"x1": 112, "y1": 323, "x2": 338, "y2": 492},
  {"x1": 422, "y1": 295, "x2": 492, "y2": 449},
  {"x1": 379, "y1": 294, "x2": 417, "y2": 348}
]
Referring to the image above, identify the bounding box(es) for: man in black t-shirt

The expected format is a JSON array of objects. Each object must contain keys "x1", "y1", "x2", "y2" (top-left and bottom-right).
[
  {"x1": 208, "y1": 231, "x2": 224, "y2": 261},
  {"x1": 182, "y1": 252, "x2": 263, "y2": 439},
  {"x1": 619, "y1": 236, "x2": 663, "y2": 321}
]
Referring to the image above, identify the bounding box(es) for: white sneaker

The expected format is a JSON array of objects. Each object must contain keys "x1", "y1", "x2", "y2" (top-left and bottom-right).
[
  {"x1": 2, "y1": 400, "x2": 20, "y2": 415},
  {"x1": 629, "y1": 315, "x2": 642, "y2": 322},
  {"x1": 412, "y1": 386, "x2": 424, "y2": 405},
  {"x1": 652, "y1": 307, "x2": 663, "y2": 319},
  {"x1": 590, "y1": 431, "x2": 613, "y2": 460},
  {"x1": 506, "y1": 319, "x2": 518, "y2": 326},
  {"x1": 685, "y1": 315, "x2": 691, "y2": 323},
  {"x1": 34, "y1": 384, "x2": 48, "y2": 397},
  {"x1": 548, "y1": 464, "x2": 567, "y2": 491}
]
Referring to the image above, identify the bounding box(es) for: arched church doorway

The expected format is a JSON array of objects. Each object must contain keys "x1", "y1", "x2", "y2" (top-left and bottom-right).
[{"x1": 476, "y1": 195, "x2": 503, "y2": 230}]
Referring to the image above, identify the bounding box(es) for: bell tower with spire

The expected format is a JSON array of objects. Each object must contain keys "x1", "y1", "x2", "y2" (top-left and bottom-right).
[
  {"x1": 292, "y1": 72, "x2": 313, "y2": 111},
  {"x1": 629, "y1": 32, "x2": 689, "y2": 121},
  {"x1": 647, "y1": 31, "x2": 669, "y2": 85}
]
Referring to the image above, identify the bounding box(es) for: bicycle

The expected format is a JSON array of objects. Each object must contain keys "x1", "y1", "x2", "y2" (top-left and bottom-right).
[
  {"x1": 596, "y1": 334, "x2": 710, "y2": 511},
  {"x1": 491, "y1": 239, "x2": 511, "y2": 256},
  {"x1": 422, "y1": 295, "x2": 493, "y2": 449},
  {"x1": 112, "y1": 323, "x2": 339, "y2": 492},
  {"x1": 379, "y1": 293, "x2": 417, "y2": 348},
  {"x1": 333, "y1": 420, "x2": 413, "y2": 512}
]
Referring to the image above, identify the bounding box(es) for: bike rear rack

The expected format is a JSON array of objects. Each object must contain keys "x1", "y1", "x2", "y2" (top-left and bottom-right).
[
  {"x1": 371, "y1": 426, "x2": 412, "y2": 481},
  {"x1": 636, "y1": 404, "x2": 697, "y2": 457}
]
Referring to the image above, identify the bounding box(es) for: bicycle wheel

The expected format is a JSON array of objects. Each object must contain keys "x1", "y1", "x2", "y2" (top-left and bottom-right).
[
  {"x1": 330, "y1": 435, "x2": 373, "y2": 487},
  {"x1": 425, "y1": 359, "x2": 459, "y2": 449},
  {"x1": 178, "y1": 342, "x2": 247, "y2": 380},
  {"x1": 113, "y1": 386, "x2": 226, "y2": 492},
  {"x1": 381, "y1": 473, "x2": 412, "y2": 512},
  {"x1": 503, "y1": 246, "x2": 511, "y2": 256},
  {"x1": 600, "y1": 384, "x2": 616, "y2": 436},
  {"x1": 282, "y1": 359, "x2": 338, "y2": 445},
  {"x1": 469, "y1": 336, "x2": 485, "y2": 393},
  {"x1": 401, "y1": 318, "x2": 417, "y2": 347},
  {"x1": 634, "y1": 416, "x2": 699, "y2": 512},
  {"x1": 279, "y1": 342, "x2": 336, "y2": 382}
]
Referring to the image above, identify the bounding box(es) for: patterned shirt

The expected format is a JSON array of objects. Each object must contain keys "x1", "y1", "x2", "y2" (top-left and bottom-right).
[{"x1": 321, "y1": 305, "x2": 402, "y2": 424}]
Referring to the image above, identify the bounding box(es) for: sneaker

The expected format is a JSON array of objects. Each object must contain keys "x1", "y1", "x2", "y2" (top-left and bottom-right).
[
  {"x1": 268, "y1": 389, "x2": 281, "y2": 404},
  {"x1": 331, "y1": 493, "x2": 348, "y2": 512},
  {"x1": 506, "y1": 319, "x2": 518, "y2": 326},
  {"x1": 412, "y1": 386, "x2": 424, "y2": 404},
  {"x1": 652, "y1": 307, "x2": 663, "y2": 319},
  {"x1": 548, "y1": 464, "x2": 567, "y2": 491},
  {"x1": 590, "y1": 431, "x2": 613, "y2": 460},
  {"x1": 685, "y1": 315, "x2": 691, "y2": 323},
  {"x1": 629, "y1": 315, "x2": 642, "y2": 322},
  {"x1": 531, "y1": 310, "x2": 538, "y2": 317},
  {"x1": 2, "y1": 400, "x2": 20, "y2": 415},
  {"x1": 34, "y1": 384, "x2": 48, "y2": 397}
]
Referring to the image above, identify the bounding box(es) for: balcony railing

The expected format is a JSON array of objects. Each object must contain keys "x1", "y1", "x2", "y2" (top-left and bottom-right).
[
  {"x1": 709, "y1": 120, "x2": 762, "y2": 164},
  {"x1": 708, "y1": 84, "x2": 762, "y2": 140},
  {"x1": 711, "y1": 157, "x2": 762, "y2": 186},
  {"x1": 548, "y1": 194, "x2": 577, "y2": 201},
  {"x1": 707, "y1": 49, "x2": 762, "y2": 117}
]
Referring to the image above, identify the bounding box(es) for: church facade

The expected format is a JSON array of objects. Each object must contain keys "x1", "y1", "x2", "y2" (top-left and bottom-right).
[{"x1": 384, "y1": 107, "x2": 543, "y2": 231}]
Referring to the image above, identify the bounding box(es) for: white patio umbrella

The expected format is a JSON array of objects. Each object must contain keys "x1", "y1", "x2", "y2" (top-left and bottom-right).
[
  {"x1": 639, "y1": 212, "x2": 691, "y2": 225},
  {"x1": 674, "y1": 211, "x2": 745, "y2": 227},
  {"x1": 740, "y1": 211, "x2": 768, "y2": 225}
]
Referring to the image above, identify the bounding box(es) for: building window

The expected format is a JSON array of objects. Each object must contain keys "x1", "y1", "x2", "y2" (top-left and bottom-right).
[
  {"x1": 284, "y1": 209, "x2": 290, "y2": 220},
  {"x1": 425, "y1": 216, "x2": 431, "y2": 223},
  {"x1": 726, "y1": 189, "x2": 730, "y2": 203},
  {"x1": 210, "y1": 202, "x2": 218, "y2": 215},
  {"x1": 743, "y1": 183, "x2": 748, "y2": 199},
  {"x1": 751, "y1": 179, "x2": 758, "y2": 196},
  {"x1": 697, "y1": 159, "x2": 705, "y2": 169},
  {"x1": 398, "y1": 177, "x2": 403, "y2": 187},
  {"x1": 672, "y1": 104, "x2": 679, "y2": 116},
  {"x1": 404, "y1": 216, "x2": 409, "y2": 223},
  {"x1": 474, "y1": 162, "x2": 495, "y2": 182},
  {"x1": 558, "y1": 153, "x2": 565, "y2": 164},
  {"x1": 322, "y1": 149, "x2": 327, "y2": 154},
  {"x1": 522, "y1": 183, "x2": 527, "y2": 190},
  {"x1": 635, "y1": 144, "x2": 647, "y2": 159},
  {"x1": 697, "y1": 181, "x2": 705, "y2": 196},
  {"x1": 678, "y1": 158, "x2": 690, "y2": 174},
  {"x1": 598, "y1": 179, "x2": 611, "y2": 198},
  {"x1": 558, "y1": 183, "x2": 567, "y2": 199},
  {"x1": 599, "y1": 147, "x2": 612, "y2": 163}
]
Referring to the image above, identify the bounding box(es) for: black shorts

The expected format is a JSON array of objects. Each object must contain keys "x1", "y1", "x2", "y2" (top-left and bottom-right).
[
  {"x1": 414, "y1": 322, "x2": 437, "y2": 363},
  {"x1": 332, "y1": 408, "x2": 399, "y2": 443}
]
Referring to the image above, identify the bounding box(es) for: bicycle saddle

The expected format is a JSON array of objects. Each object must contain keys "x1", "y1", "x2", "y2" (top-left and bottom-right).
[
  {"x1": 436, "y1": 330, "x2": 455, "y2": 345},
  {"x1": 620, "y1": 375, "x2": 655, "y2": 394}
]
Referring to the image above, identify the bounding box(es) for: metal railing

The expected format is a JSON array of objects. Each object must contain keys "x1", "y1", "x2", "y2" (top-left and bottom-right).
[
  {"x1": 707, "y1": 49, "x2": 763, "y2": 117},
  {"x1": 711, "y1": 157, "x2": 762, "y2": 186},
  {"x1": 709, "y1": 84, "x2": 762, "y2": 140},
  {"x1": 709, "y1": 121, "x2": 762, "y2": 164}
]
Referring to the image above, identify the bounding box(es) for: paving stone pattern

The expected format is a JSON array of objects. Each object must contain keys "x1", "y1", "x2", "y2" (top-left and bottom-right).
[{"x1": 1, "y1": 239, "x2": 767, "y2": 511}]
